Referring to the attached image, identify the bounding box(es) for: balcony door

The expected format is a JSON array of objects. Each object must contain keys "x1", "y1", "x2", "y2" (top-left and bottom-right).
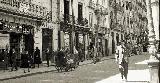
[
  {"x1": 64, "y1": 0, "x2": 69, "y2": 22},
  {"x1": 78, "y1": 3, "x2": 83, "y2": 23}
]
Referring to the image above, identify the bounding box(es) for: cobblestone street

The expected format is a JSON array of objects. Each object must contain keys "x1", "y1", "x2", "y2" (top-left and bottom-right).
[
  {"x1": 0, "y1": 0, "x2": 159, "y2": 83},
  {"x1": 0, "y1": 53, "x2": 150, "y2": 83}
]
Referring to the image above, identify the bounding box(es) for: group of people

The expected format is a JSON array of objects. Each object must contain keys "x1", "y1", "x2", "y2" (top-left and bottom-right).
[
  {"x1": 0, "y1": 48, "x2": 18, "y2": 71},
  {"x1": 0, "y1": 47, "x2": 44, "y2": 73},
  {"x1": 20, "y1": 47, "x2": 52, "y2": 73},
  {"x1": 115, "y1": 41, "x2": 131, "y2": 81}
]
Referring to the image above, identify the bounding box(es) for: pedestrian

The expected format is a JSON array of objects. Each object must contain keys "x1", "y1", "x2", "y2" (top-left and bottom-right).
[
  {"x1": 21, "y1": 51, "x2": 30, "y2": 73},
  {"x1": 3, "y1": 49, "x2": 9, "y2": 70},
  {"x1": 122, "y1": 41, "x2": 129, "y2": 81},
  {"x1": 33, "y1": 47, "x2": 41, "y2": 68},
  {"x1": 10, "y1": 48, "x2": 18, "y2": 71},
  {"x1": 89, "y1": 43, "x2": 94, "y2": 59},
  {"x1": 0, "y1": 49, "x2": 8, "y2": 71},
  {"x1": 115, "y1": 41, "x2": 129, "y2": 81},
  {"x1": 78, "y1": 48, "x2": 83, "y2": 62},
  {"x1": 45, "y1": 48, "x2": 50, "y2": 67}
]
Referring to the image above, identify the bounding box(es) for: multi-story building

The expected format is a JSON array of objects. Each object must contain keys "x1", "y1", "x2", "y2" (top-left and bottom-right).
[
  {"x1": 87, "y1": 0, "x2": 109, "y2": 57},
  {"x1": 0, "y1": 0, "x2": 52, "y2": 61},
  {"x1": 51, "y1": 0, "x2": 110, "y2": 60},
  {"x1": 0, "y1": 0, "x2": 110, "y2": 62},
  {"x1": 0, "y1": 0, "x2": 148, "y2": 62},
  {"x1": 108, "y1": 0, "x2": 148, "y2": 55},
  {"x1": 52, "y1": 0, "x2": 91, "y2": 60}
]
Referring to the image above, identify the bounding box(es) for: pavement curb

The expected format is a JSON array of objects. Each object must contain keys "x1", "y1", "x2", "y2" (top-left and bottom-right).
[
  {"x1": 0, "y1": 68, "x2": 56, "y2": 81},
  {"x1": 0, "y1": 56, "x2": 114, "y2": 81}
]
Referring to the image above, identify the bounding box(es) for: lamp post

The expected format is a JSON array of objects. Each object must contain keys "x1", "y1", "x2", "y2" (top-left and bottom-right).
[{"x1": 146, "y1": 0, "x2": 159, "y2": 83}]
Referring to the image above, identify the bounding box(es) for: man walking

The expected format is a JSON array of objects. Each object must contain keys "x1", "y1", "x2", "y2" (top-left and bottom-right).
[
  {"x1": 115, "y1": 41, "x2": 129, "y2": 81},
  {"x1": 122, "y1": 41, "x2": 129, "y2": 81}
]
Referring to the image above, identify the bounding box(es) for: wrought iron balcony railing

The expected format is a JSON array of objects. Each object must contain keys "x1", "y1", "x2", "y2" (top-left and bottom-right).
[
  {"x1": 77, "y1": 17, "x2": 88, "y2": 26},
  {"x1": 0, "y1": 0, "x2": 48, "y2": 19},
  {"x1": 98, "y1": 27, "x2": 105, "y2": 34},
  {"x1": 137, "y1": 2, "x2": 143, "y2": 8},
  {"x1": 88, "y1": 0, "x2": 96, "y2": 9},
  {"x1": 63, "y1": 14, "x2": 75, "y2": 24},
  {"x1": 101, "y1": 6, "x2": 108, "y2": 15},
  {"x1": 94, "y1": 4, "x2": 108, "y2": 15}
]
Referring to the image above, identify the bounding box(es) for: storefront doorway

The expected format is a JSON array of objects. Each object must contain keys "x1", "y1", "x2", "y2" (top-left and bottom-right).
[
  {"x1": 42, "y1": 28, "x2": 53, "y2": 61},
  {"x1": 24, "y1": 34, "x2": 34, "y2": 56},
  {"x1": 105, "y1": 39, "x2": 109, "y2": 56},
  {"x1": 111, "y1": 32, "x2": 115, "y2": 54},
  {"x1": 10, "y1": 32, "x2": 21, "y2": 59}
]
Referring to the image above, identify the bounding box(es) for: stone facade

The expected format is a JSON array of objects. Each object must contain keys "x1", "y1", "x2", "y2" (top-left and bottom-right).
[
  {"x1": 0, "y1": 0, "x2": 49, "y2": 60},
  {"x1": 108, "y1": 0, "x2": 148, "y2": 54}
]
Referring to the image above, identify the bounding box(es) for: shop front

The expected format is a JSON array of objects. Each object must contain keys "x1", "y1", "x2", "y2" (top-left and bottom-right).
[{"x1": 0, "y1": 15, "x2": 36, "y2": 67}]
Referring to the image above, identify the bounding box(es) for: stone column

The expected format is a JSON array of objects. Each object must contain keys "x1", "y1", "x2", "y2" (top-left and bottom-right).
[{"x1": 146, "y1": 0, "x2": 159, "y2": 83}]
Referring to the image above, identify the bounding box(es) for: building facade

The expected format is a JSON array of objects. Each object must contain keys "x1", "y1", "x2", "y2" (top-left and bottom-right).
[
  {"x1": 0, "y1": 0, "x2": 51, "y2": 61},
  {"x1": 52, "y1": 0, "x2": 110, "y2": 60},
  {"x1": 108, "y1": 0, "x2": 148, "y2": 55},
  {"x1": 0, "y1": 0, "x2": 149, "y2": 62}
]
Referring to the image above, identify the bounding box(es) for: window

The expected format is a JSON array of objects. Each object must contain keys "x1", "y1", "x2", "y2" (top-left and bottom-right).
[
  {"x1": 78, "y1": 3, "x2": 83, "y2": 23},
  {"x1": 64, "y1": 0, "x2": 69, "y2": 22},
  {"x1": 89, "y1": 13, "x2": 93, "y2": 27}
]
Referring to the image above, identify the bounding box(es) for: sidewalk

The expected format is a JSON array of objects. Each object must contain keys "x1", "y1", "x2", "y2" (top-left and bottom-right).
[
  {"x1": 0, "y1": 56, "x2": 112, "y2": 81},
  {"x1": 95, "y1": 54, "x2": 150, "y2": 83},
  {"x1": 95, "y1": 69, "x2": 150, "y2": 83}
]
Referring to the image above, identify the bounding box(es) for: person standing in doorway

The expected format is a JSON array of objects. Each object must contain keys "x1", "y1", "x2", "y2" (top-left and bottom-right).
[
  {"x1": 3, "y1": 49, "x2": 9, "y2": 70},
  {"x1": 21, "y1": 51, "x2": 30, "y2": 73},
  {"x1": 45, "y1": 48, "x2": 50, "y2": 67},
  {"x1": 34, "y1": 47, "x2": 41, "y2": 68},
  {"x1": 11, "y1": 48, "x2": 18, "y2": 71}
]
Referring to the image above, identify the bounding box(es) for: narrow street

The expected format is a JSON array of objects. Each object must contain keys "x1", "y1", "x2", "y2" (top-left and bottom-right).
[{"x1": 1, "y1": 53, "x2": 150, "y2": 83}]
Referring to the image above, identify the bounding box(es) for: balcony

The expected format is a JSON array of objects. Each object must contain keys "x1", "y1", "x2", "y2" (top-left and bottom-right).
[
  {"x1": 137, "y1": 2, "x2": 143, "y2": 8},
  {"x1": 63, "y1": 14, "x2": 75, "y2": 24},
  {"x1": 101, "y1": 6, "x2": 108, "y2": 15},
  {"x1": 98, "y1": 27, "x2": 105, "y2": 35},
  {"x1": 0, "y1": 0, "x2": 48, "y2": 20},
  {"x1": 88, "y1": 0, "x2": 96, "y2": 9},
  {"x1": 115, "y1": 3, "x2": 123, "y2": 12},
  {"x1": 77, "y1": 17, "x2": 88, "y2": 26},
  {"x1": 94, "y1": 4, "x2": 108, "y2": 15}
]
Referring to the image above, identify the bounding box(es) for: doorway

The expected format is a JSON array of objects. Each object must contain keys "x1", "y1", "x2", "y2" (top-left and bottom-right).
[
  {"x1": 24, "y1": 34, "x2": 34, "y2": 56},
  {"x1": 10, "y1": 33, "x2": 21, "y2": 59},
  {"x1": 42, "y1": 28, "x2": 53, "y2": 61},
  {"x1": 105, "y1": 39, "x2": 109, "y2": 56},
  {"x1": 111, "y1": 32, "x2": 115, "y2": 54}
]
